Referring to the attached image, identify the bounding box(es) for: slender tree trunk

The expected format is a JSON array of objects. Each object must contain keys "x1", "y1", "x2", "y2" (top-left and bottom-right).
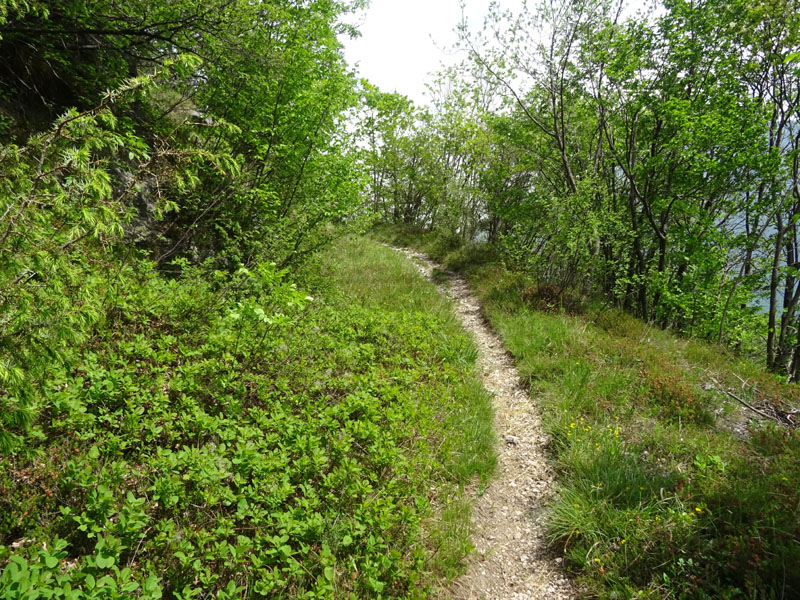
[
  {"x1": 719, "y1": 262, "x2": 746, "y2": 343},
  {"x1": 767, "y1": 215, "x2": 785, "y2": 370},
  {"x1": 651, "y1": 233, "x2": 668, "y2": 324}
]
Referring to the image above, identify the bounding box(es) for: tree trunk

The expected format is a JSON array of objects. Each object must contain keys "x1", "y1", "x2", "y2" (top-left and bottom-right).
[{"x1": 767, "y1": 215, "x2": 784, "y2": 370}]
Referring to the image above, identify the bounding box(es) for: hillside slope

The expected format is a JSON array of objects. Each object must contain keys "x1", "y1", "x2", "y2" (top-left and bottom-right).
[
  {"x1": 381, "y1": 229, "x2": 800, "y2": 600},
  {"x1": 0, "y1": 237, "x2": 495, "y2": 599}
]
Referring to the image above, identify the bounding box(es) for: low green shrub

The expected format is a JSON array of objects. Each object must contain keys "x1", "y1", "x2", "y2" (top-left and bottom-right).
[
  {"x1": 641, "y1": 367, "x2": 713, "y2": 425},
  {"x1": 0, "y1": 238, "x2": 495, "y2": 598}
]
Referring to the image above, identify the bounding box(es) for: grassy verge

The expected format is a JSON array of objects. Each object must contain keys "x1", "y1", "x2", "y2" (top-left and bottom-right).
[
  {"x1": 0, "y1": 236, "x2": 494, "y2": 598},
  {"x1": 319, "y1": 237, "x2": 497, "y2": 588},
  {"x1": 378, "y1": 227, "x2": 800, "y2": 599}
]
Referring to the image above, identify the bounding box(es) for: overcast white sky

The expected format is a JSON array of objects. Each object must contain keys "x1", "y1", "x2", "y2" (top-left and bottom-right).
[
  {"x1": 341, "y1": 0, "x2": 522, "y2": 106},
  {"x1": 341, "y1": 0, "x2": 652, "y2": 106}
]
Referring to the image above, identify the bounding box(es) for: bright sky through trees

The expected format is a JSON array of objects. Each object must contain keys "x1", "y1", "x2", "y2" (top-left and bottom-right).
[
  {"x1": 342, "y1": 0, "x2": 655, "y2": 106},
  {"x1": 342, "y1": 0, "x2": 522, "y2": 105}
]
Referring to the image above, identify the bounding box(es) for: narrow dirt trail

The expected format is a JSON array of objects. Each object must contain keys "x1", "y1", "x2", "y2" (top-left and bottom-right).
[{"x1": 395, "y1": 247, "x2": 574, "y2": 600}]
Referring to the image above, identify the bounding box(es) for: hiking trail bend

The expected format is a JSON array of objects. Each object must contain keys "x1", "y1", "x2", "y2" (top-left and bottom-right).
[{"x1": 395, "y1": 247, "x2": 574, "y2": 600}]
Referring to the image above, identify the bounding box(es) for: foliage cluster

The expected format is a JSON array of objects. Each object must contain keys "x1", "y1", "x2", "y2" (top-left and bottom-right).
[
  {"x1": 0, "y1": 0, "x2": 369, "y2": 271},
  {"x1": 0, "y1": 237, "x2": 495, "y2": 598},
  {"x1": 359, "y1": 0, "x2": 800, "y2": 378},
  {"x1": 0, "y1": 0, "x2": 367, "y2": 448},
  {"x1": 385, "y1": 229, "x2": 800, "y2": 599},
  {"x1": 0, "y1": 1, "x2": 500, "y2": 596}
]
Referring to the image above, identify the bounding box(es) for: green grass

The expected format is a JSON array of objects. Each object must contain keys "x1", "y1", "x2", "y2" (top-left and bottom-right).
[
  {"x1": 321, "y1": 239, "x2": 497, "y2": 579},
  {"x1": 0, "y1": 236, "x2": 495, "y2": 599},
  {"x1": 387, "y1": 229, "x2": 800, "y2": 600}
]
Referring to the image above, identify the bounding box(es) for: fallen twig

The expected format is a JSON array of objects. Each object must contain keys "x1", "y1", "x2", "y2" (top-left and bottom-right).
[
  {"x1": 709, "y1": 376, "x2": 784, "y2": 425},
  {"x1": 722, "y1": 388, "x2": 781, "y2": 423}
]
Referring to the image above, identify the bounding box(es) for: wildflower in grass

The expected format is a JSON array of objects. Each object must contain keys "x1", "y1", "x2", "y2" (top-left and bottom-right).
[
  {"x1": 620, "y1": 539, "x2": 626, "y2": 544},
  {"x1": 593, "y1": 558, "x2": 601, "y2": 563},
  {"x1": 695, "y1": 507, "x2": 702, "y2": 513}
]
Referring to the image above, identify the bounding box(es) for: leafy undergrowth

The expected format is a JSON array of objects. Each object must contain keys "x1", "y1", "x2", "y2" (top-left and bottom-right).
[
  {"x1": 0, "y1": 237, "x2": 494, "y2": 599},
  {"x1": 380, "y1": 229, "x2": 800, "y2": 600}
]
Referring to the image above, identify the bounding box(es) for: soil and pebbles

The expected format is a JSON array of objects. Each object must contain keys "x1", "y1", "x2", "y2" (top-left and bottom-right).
[{"x1": 394, "y1": 247, "x2": 575, "y2": 600}]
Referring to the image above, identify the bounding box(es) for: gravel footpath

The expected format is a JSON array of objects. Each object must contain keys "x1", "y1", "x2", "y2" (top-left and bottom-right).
[{"x1": 395, "y1": 247, "x2": 574, "y2": 600}]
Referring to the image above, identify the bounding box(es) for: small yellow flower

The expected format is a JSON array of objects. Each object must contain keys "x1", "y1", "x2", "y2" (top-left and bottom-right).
[
  {"x1": 695, "y1": 507, "x2": 702, "y2": 513},
  {"x1": 620, "y1": 539, "x2": 626, "y2": 544},
  {"x1": 593, "y1": 558, "x2": 601, "y2": 563}
]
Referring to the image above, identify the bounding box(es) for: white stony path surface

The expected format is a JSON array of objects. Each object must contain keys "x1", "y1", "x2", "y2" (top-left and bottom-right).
[{"x1": 395, "y1": 247, "x2": 574, "y2": 600}]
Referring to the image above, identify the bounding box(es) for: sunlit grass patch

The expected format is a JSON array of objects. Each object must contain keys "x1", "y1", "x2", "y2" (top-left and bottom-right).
[
  {"x1": 322, "y1": 236, "x2": 497, "y2": 587},
  {"x1": 391, "y1": 229, "x2": 800, "y2": 599},
  {"x1": 0, "y1": 235, "x2": 496, "y2": 599},
  {"x1": 484, "y1": 293, "x2": 800, "y2": 597}
]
